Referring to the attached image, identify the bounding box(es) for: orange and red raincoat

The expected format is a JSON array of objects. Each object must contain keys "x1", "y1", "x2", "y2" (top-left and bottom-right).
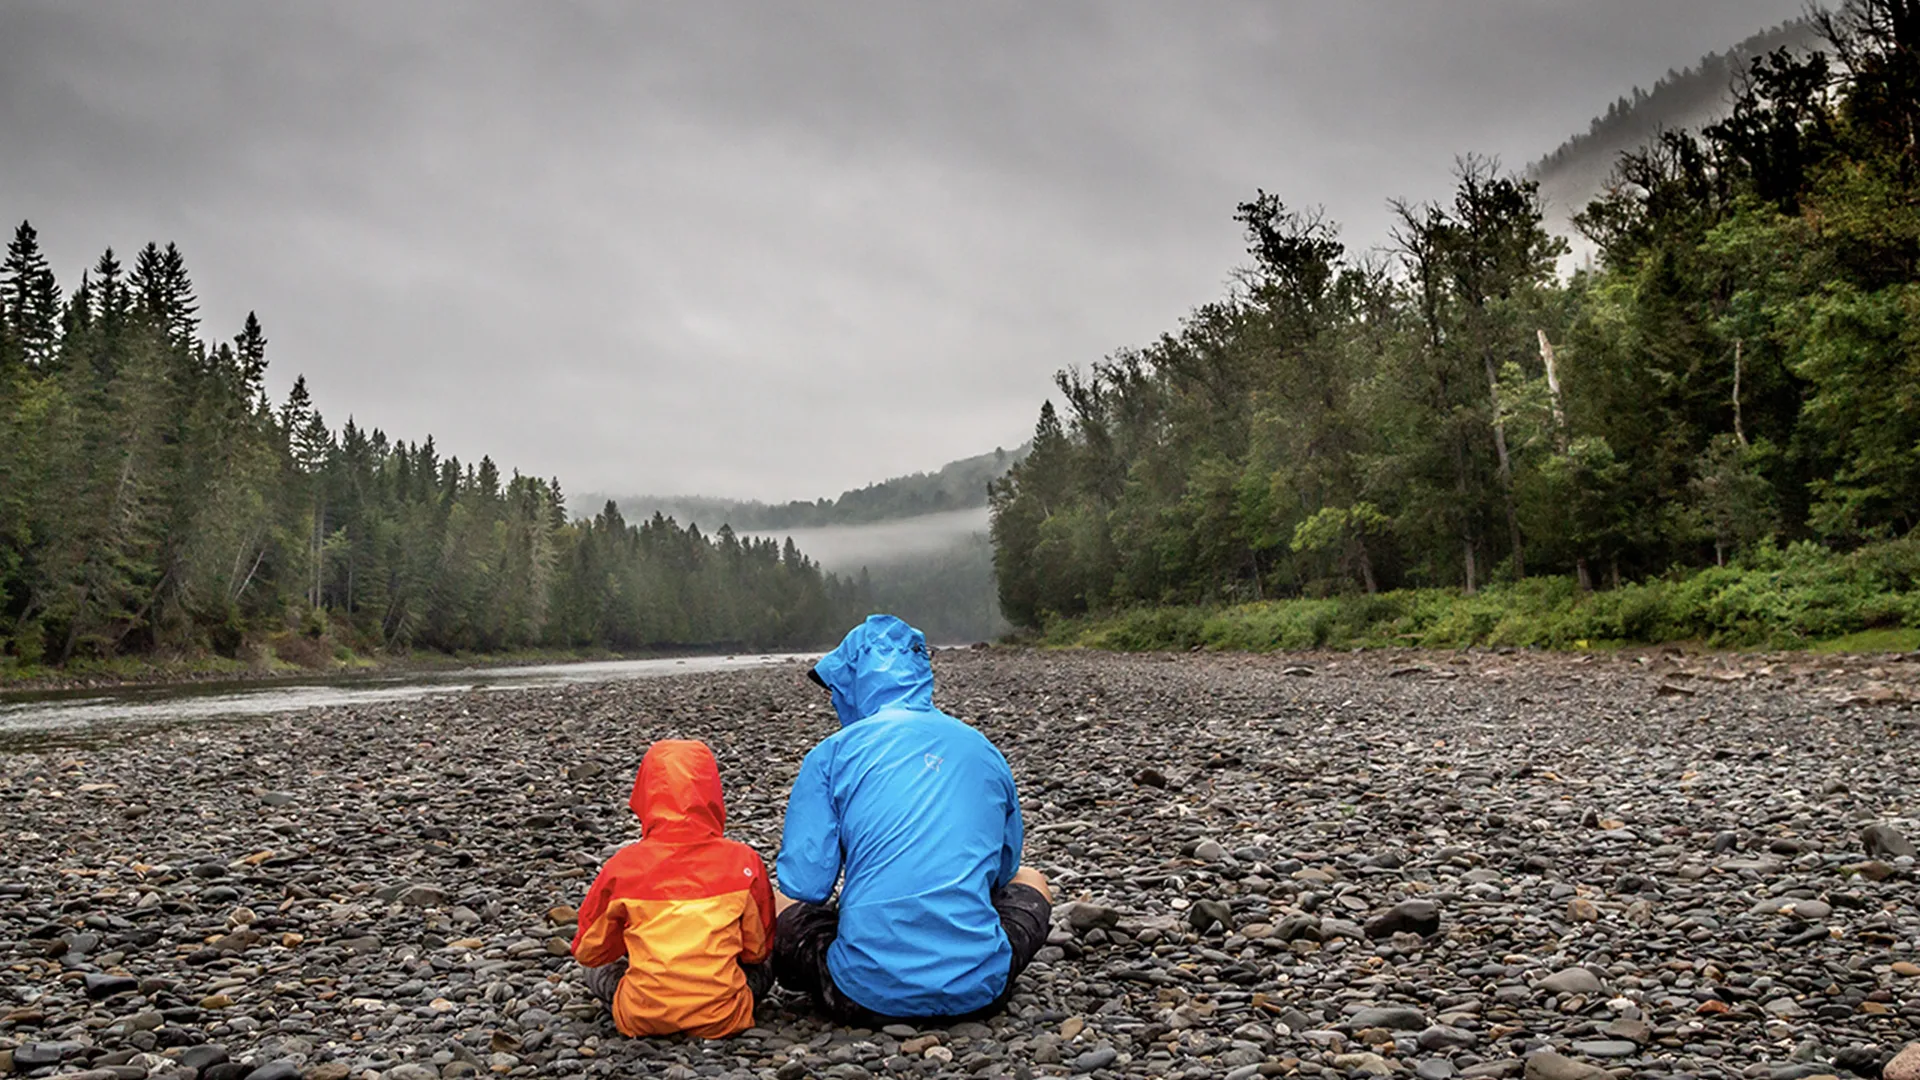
[{"x1": 571, "y1": 739, "x2": 775, "y2": 1038}]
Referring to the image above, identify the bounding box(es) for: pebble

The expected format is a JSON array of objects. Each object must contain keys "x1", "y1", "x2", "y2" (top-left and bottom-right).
[
  {"x1": 4, "y1": 648, "x2": 1920, "y2": 1077},
  {"x1": 1524, "y1": 1051, "x2": 1613, "y2": 1080},
  {"x1": 1538, "y1": 968, "x2": 1603, "y2": 995},
  {"x1": 1350, "y1": 1006, "x2": 1426, "y2": 1031},
  {"x1": 1071, "y1": 1045, "x2": 1118, "y2": 1072}
]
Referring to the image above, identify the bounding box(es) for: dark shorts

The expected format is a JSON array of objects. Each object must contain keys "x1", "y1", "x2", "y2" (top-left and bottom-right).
[{"x1": 772, "y1": 882, "x2": 1052, "y2": 1025}]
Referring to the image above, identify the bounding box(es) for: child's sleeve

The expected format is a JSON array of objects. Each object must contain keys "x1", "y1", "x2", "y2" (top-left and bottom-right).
[
  {"x1": 570, "y1": 862, "x2": 628, "y2": 966},
  {"x1": 775, "y1": 741, "x2": 842, "y2": 904},
  {"x1": 738, "y1": 848, "x2": 776, "y2": 965}
]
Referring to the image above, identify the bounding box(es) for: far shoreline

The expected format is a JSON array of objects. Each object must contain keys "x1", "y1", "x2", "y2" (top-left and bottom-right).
[{"x1": 0, "y1": 643, "x2": 818, "y2": 696}]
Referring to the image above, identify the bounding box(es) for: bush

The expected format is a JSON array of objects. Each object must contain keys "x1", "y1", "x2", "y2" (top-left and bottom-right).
[{"x1": 1040, "y1": 539, "x2": 1919, "y2": 653}]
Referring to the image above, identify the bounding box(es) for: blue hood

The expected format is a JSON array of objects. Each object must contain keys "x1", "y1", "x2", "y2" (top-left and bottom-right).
[{"x1": 810, "y1": 615, "x2": 934, "y2": 726}]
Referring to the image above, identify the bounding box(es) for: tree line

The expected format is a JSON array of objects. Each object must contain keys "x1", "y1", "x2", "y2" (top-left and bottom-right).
[
  {"x1": 1531, "y1": 18, "x2": 1818, "y2": 181},
  {"x1": 0, "y1": 235, "x2": 868, "y2": 667},
  {"x1": 991, "y1": 1, "x2": 1920, "y2": 630},
  {"x1": 606, "y1": 445, "x2": 1026, "y2": 533}
]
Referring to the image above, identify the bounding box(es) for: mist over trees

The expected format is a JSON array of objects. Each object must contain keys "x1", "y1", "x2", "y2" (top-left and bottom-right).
[
  {"x1": 0, "y1": 234, "x2": 867, "y2": 668},
  {"x1": 991, "y1": 0, "x2": 1920, "y2": 630},
  {"x1": 1532, "y1": 19, "x2": 1821, "y2": 186},
  {"x1": 588, "y1": 447, "x2": 1026, "y2": 644},
  {"x1": 596, "y1": 446, "x2": 1025, "y2": 532}
]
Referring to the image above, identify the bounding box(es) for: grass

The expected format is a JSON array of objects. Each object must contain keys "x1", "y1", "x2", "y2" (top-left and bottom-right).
[{"x1": 1035, "y1": 537, "x2": 1920, "y2": 655}]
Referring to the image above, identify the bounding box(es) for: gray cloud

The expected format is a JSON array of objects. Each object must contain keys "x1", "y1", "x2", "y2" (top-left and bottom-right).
[{"x1": 0, "y1": 0, "x2": 1809, "y2": 501}]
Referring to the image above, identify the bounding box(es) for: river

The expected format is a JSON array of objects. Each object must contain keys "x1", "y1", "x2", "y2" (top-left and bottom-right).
[{"x1": 0, "y1": 653, "x2": 802, "y2": 750}]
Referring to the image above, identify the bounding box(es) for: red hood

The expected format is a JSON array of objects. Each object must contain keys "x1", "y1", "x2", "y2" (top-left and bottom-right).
[{"x1": 631, "y1": 740, "x2": 726, "y2": 842}]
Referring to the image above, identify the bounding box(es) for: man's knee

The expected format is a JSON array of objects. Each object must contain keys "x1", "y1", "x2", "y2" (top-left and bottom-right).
[{"x1": 1011, "y1": 866, "x2": 1051, "y2": 902}]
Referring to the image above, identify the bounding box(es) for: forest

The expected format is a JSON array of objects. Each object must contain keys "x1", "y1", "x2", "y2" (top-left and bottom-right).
[
  {"x1": 990, "y1": 1, "x2": 1920, "y2": 648},
  {"x1": 0, "y1": 238, "x2": 868, "y2": 672},
  {"x1": 599, "y1": 447, "x2": 1025, "y2": 644}
]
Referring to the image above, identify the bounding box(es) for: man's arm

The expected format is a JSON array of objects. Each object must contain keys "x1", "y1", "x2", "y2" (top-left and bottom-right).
[
  {"x1": 775, "y1": 741, "x2": 842, "y2": 904},
  {"x1": 995, "y1": 751, "x2": 1023, "y2": 891}
]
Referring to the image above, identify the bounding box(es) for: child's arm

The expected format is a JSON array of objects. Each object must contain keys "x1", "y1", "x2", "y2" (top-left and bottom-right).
[
  {"x1": 570, "y1": 863, "x2": 628, "y2": 967},
  {"x1": 774, "y1": 742, "x2": 841, "y2": 904},
  {"x1": 738, "y1": 849, "x2": 776, "y2": 965}
]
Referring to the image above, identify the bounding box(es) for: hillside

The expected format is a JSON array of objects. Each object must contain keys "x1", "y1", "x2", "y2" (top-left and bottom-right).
[
  {"x1": 1530, "y1": 17, "x2": 1822, "y2": 245},
  {"x1": 579, "y1": 446, "x2": 1027, "y2": 643},
  {"x1": 583, "y1": 444, "x2": 1026, "y2": 532}
]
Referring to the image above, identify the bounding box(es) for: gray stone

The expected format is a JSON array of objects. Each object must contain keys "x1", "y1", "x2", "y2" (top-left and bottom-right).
[
  {"x1": 1569, "y1": 1040, "x2": 1637, "y2": 1058},
  {"x1": 1883, "y1": 1044, "x2": 1920, "y2": 1080},
  {"x1": 1364, "y1": 898, "x2": 1441, "y2": 938},
  {"x1": 1061, "y1": 902, "x2": 1121, "y2": 932},
  {"x1": 1523, "y1": 1051, "x2": 1613, "y2": 1080},
  {"x1": 1071, "y1": 1046, "x2": 1118, "y2": 1072},
  {"x1": 1350, "y1": 1006, "x2": 1426, "y2": 1031},
  {"x1": 1863, "y1": 824, "x2": 1916, "y2": 860},
  {"x1": 1187, "y1": 899, "x2": 1233, "y2": 933},
  {"x1": 1537, "y1": 967, "x2": 1603, "y2": 995},
  {"x1": 1418, "y1": 1024, "x2": 1476, "y2": 1050}
]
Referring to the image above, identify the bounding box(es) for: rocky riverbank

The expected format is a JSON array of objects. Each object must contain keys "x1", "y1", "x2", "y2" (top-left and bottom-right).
[{"x1": 4, "y1": 647, "x2": 1920, "y2": 1080}]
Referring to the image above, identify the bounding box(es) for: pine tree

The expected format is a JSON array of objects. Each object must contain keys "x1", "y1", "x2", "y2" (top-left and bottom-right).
[{"x1": 2, "y1": 221, "x2": 61, "y2": 370}]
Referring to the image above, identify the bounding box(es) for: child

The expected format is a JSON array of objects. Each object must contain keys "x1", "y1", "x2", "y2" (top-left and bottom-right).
[{"x1": 571, "y1": 739, "x2": 775, "y2": 1038}]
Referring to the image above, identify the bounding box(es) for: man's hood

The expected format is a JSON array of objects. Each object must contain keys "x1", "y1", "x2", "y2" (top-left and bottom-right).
[
  {"x1": 810, "y1": 614, "x2": 934, "y2": 727},
  {"x1": 630, "y1": 739, "x2": 725, "y2": 841}
]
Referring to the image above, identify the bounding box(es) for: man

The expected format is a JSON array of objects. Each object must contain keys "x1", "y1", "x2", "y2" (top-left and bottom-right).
[{"x1": 773, "y1": 614, "x2": 1052, "y2": 1023}]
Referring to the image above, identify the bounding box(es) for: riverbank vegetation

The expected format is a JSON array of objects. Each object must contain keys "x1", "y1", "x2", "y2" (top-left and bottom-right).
[
  {"x1": 0, "y1": 240, "x2": 868, "y2": 672},
  {"x1": 1034, "y1": 538, "x2": 1920, "y2": 654},
  {"x1": 991, "y1": 2, "x2": 1920, "y2": 651}
]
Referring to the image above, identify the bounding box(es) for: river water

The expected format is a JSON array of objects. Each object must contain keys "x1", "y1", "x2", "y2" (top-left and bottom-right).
[{"x1": 0, "y1": 653, "x2": 802, "y2": 749}]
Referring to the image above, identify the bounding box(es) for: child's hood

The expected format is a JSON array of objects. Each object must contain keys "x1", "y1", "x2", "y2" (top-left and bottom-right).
[{"x1": 630, "y1": 739, "x2": 726, "y2": 841}]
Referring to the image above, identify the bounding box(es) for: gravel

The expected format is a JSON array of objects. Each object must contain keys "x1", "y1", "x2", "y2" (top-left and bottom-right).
[{"x1": 3, "y1": 645, "x2": 1920, "y2": 1079}]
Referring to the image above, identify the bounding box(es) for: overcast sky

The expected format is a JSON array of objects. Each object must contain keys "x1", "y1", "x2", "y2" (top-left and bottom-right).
[{"x1": 1, "y1": 1, "x2": 1809, "y2": 502}]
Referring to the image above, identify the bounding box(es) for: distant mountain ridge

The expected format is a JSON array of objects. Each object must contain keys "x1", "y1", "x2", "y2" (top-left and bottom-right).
[
  {"x1": 1530, "y1": 17, "x2": 1822, "y2": 244},
  {"x1": 581, "y1": 444, "x2": 1027, "y2": 533}
]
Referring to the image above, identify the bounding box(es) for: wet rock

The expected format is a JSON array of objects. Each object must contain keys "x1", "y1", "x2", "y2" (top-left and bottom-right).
[
  {"x1": 395, "y1": 884, "x2": 450, "y2": 907},
  {"x1": 1350, "y1": 1006, "x2": 1425, "y2": 1031},
  {"x1": 84, "y1": 972, "x2": 139, "y2": 1000},
  {"x1": 1863, "y1": 824, "x2": 1916, "y2": 860},
  {"x1": 1060, "y1": 902, "x2": 1121, "y2": 932},
  {"x1": 1523, "y1": 1052, "x2": 1613, "y2": 1080},
  {"x1": 1418, "y1": 1025, "x2": 1475, "y2": 1050},
  {"x1": 1187, "y1": 899, "x2": 1234, "y2": 933},
  {"x1": 13, "y1": 1042, "x2": 87, "y2": 1069},
  {"x1": 1332, "y1": 1052, "x2": 1393, "y2": 1076},
  {"x1": 1071, "y1": 1045, "x2": 1117, "y2": 1072},
  {"x1": 1364, "y1": 898, "x2": 1440, "y2": 939},
  {"x1": 1538, "y1": 968, "x2": 1603, "y2": 995}
]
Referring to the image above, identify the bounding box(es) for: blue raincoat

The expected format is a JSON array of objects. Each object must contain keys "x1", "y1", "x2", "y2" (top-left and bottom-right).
[{"x1": 776, "y1": 615, "x2": 1025, "y2": 1017}]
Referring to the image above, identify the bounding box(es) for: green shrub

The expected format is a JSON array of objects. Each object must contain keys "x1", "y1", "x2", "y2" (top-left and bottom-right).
[{"x1": 1040, "y1": 540, "x2": 1919, "y2": 654}]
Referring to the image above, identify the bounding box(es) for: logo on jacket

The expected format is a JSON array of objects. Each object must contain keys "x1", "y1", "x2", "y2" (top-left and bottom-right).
[{"x1": 923, "y1": 753, "x2": 943, "y2": 773}]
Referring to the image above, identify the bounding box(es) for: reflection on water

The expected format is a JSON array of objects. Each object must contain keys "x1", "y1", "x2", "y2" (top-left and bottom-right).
[{"x1": 0, "y1": 653, "x2": 802, "y2": 750}]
